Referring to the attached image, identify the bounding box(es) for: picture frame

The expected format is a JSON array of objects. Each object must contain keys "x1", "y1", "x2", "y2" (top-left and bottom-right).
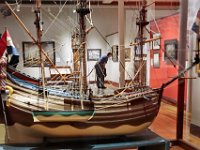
[
  {"x1": 134, "y1": 37, "x2": 147, "y2": 58},
  {"x1": 153, "y1": 52, "x2": 160, "y2": 68},
  {"x1": 87, "y1": 49, "x2": 101, "y2": 61},
  {"x1": 196, "y1": 64, "x2": 200, "y2": 74},
  {"x1": 164, "y1": 39, "x2": 178, "y2": 61},
  {"x1": 196, "y1": 37, "x2": 200, "y2": 74},
  {"x1": 23, "y1": 41, "x2": 55, "y2": 67},
  {"x1": 198, "y1": 36, "x2": 200, "y2": 52},
  {"x1": 125, "y1": 48, "x2": 131, "y2": 62},
  {"x1": 152, "y1": 33, "x2": 161, "y2": 50},
  {"x1": 112, "y1": 45, "x2": 118, "y2": 62}
]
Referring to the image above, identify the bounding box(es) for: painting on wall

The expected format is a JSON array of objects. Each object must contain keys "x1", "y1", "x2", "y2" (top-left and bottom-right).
[
  {"x1": 199, "y1": 36, "x2": 200, "y2": 50},
  {"x1": 153, "y1": 52, "x2": 160, "y2": 68},
  {"x1": 87, "y1": 49, "x2": 101, "y2": 61},
  {"x1": 196, "y1": 37, "x2": 200, "y2": 76},
  {"x1": 134, "y1": 37, "x2": 148, "y2": 58},
  {"x1": 164, "y1": 39, "x2": 178, "y2": 61},
  {"x1": 112, "y1": 45, "x2": 118, "y2": 62},
  {"x1": 23, "y1": 41, "x2": 55, "y2": 67},
  {"x1": 196, "y1": 64, "x2": 200, "y2": 74},
  {"x1": 152, "y1": 33, "x2": 161, "y2": 50},
  {"x1": 125, "y1": 48, "x2": 131, "y2": 62}
]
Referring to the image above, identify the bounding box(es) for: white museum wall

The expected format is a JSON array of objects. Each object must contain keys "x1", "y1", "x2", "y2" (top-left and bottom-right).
[
  {"x1": 106, "y1": 33, "x2": 119, "y2": 83},
  {"x1": 86, "y1": 8, "x2": 117, "y2": 84}
]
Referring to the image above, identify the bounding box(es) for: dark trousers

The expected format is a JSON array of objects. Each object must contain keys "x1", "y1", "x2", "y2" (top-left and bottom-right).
[{"x1": 95, "y1": 63, "x2": 106, "y2": 88}]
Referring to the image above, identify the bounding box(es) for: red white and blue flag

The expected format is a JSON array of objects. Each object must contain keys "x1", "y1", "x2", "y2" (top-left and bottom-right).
[
  {"x1": 0, "y1": 29, "x2": 19, "y2": 58},
  {"x1": 6, "y1": 29, "x2": 19, "y2": 56}
]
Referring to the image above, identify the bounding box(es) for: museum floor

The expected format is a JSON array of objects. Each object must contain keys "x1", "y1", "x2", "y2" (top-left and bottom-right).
[
  {"x1": 150, "y1": 102, "x2": 200, "y2": 150},
  {"x1": 0, "y1": 84, "x2": 200, "y2": 150}
]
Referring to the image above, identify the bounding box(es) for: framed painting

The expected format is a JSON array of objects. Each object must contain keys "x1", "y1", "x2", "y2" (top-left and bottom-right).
[
  {"x1": 112, "y1": 45, "x2": 118, "y2": 62},
  {"x1": 196, "y1": 37, "x2": 200, "y2": 74},
  {"x1": 134, "y1": 37, "x2": 148, "y2": 58},
  {"x1": 164, "y1": 39, "x2": 178, "y2": 61},
  {"x1": 196, "y1": 64, "x2": 200, "y2": 74},
  {"x1": 87, "y1": 49, "x2": 101, "y2": 61},
  {"x1": 23, "y1": 41, "x2": 55, "y2": 67},
  {"x1": 198, "y1": 36, "x2": 200, "y2": 53},
  {"x1": 125, "y1": 48, "x2": 131, "y2": 62},
  {"x1": 153, "y1": 52, "x2": 160, "y2": 68},
  {"x1": 152, "y1": 33, "x2": 161, "y2": 50}
]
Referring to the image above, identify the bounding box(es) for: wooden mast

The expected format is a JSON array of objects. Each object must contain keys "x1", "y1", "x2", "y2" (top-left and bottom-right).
[
  {"x1": 35, "y1": 0, "x2": 46, "y2": 98},
  {"x1": 76, "y1": 0, "x2": 90, "y2": 93},
  {"x1": 72, "y1": 30, "x2": 80, "y2": 72},
  {"x1": 135, "y1": 0, "x2": 149, "y2": 85}
]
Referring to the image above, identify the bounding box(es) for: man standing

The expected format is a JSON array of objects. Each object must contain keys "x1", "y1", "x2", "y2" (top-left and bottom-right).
[{"x1": 95, "y1": 52, "x2": 112, "y2": 89}]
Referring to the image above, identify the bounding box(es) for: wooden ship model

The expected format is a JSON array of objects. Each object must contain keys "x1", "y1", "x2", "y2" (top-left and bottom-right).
[{"x1": 0, "y1": 0, "x2": 199, "y2": 144}]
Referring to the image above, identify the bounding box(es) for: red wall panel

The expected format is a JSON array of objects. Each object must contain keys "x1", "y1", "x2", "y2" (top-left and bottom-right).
[{"x1": 150, "y1": 13, "x2": 187, "y2": 103}]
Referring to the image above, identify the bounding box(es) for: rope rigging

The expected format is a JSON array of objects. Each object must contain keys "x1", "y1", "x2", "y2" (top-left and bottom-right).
[
  {"x1": 4, "y1": 0, "x2": 188, "y2": 100},
  {"x1": 43, "y1": 0, "x2": 69, "y2": 36}
]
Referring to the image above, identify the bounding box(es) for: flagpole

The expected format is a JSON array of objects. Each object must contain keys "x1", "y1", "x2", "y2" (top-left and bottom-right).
[{"x1": 5, "y1": 2, "x2": 67, "y2": 84}]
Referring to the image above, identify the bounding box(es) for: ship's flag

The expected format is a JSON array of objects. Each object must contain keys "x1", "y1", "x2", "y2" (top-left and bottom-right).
[
  {"x1": 0, "y1": 29, "x2": 19, "y2": 58},
  {"x1": 6, "y1": 29, "x2": 19, "y2": 56},
  {"x1": 0, "y1": 29, "x2": 20, "y2": 68},
  {"x1": 5, "y1": 29, "x2": 20, "y2": 68},
  {"x1": 0, "y1": 30, "x2": 7, "y2": 58}
]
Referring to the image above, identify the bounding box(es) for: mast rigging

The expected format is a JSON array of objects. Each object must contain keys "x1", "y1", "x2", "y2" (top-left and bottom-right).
[
  {"x1": 134, "y1": 0, "x2": 149, "y2": 85},
  {"x1": 35, "y1": 0, "x2": 46, "y2": 100}
]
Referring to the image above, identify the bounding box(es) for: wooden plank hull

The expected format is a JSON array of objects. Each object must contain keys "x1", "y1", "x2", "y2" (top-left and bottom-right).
[
  {"x1": 4, "y1": 106, "x2": 156, "y2": 144},
  {"x1": 2, "y1": 85, "x2": 161, "y2": 143},
  {"x1": 0, "y1": 71, "x2": 162, "y2": 143}
]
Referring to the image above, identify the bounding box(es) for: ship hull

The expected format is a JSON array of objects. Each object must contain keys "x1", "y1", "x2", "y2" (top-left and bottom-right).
[
  {"x1": 2, "y1": 85, "x2": 161, "y2": 144},
  {"x1": 0, "y1": 68, "x2": 163, "y2": 144}
]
